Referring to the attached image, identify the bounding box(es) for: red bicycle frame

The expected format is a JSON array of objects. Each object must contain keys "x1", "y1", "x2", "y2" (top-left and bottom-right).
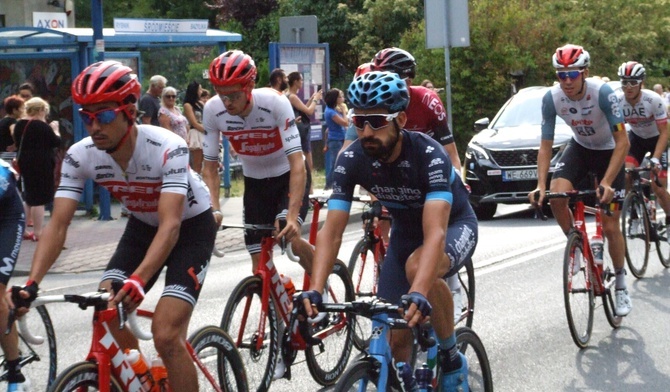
[{"x1": 571, "y1": 198, "x2": 606, "y2": 295}]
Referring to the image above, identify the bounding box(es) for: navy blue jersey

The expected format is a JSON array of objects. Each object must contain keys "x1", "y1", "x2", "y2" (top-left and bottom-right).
[{"x1": 329, "y1": 130, "x2": 474, "y2": 228}]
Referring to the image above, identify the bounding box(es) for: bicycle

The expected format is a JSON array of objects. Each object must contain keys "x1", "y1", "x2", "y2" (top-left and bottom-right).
[
  {"x1": 2, "y1": 295, "x2": 57, "y2": 391},
  {"x1": 535, "y1": 189, "x2": 623, "y2": 348},
  {"x1": 622, "y1": 165, "x2": 670, "y2": 278},
  {"x1": 22, "y1": 288, "x2": 248, "y2": 392},
  {"x1": 348, "y1": 197, "x2": 476, "y2": 351},
  {"x1": 219, "y1": 223, "x2": 355, "y2": 392},
  {"x1": 318, "y1": 299, "x2": 493, "y2": 392}
]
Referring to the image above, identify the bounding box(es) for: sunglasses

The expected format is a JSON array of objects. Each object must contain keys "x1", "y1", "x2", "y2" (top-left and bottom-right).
[
  {"x1": 78, "y1": 105, "x2": 128, "y2": 126},
  {"x1": 621, "y1": 79, "x2": 642, "y2": 87},
  {"x1": 351, "y1": 113, "x2": 400, "y2": 131},
  {"x1": 556, "y1": 70, "x2": 584, "y2": 81},
  {"x1": 219, "y1": 90, "x2": 245, "y2": 103},
  {"x1": 164, "y1": 95, "x2": 176, "y2": 99}
]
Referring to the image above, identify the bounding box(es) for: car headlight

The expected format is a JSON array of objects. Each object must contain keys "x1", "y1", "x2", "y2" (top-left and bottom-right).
[{"x1": 466, "y1": 143, "x2": 490, "y2": 160}]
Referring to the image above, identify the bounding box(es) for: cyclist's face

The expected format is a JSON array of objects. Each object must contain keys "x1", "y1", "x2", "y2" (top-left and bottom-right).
[
  {"x1": 557, "y1": 67, "x2": 588, "y2": 100},
  {"x1": 215, "y1": 84, "x2": 250, "y2": 115},
  {"x1": 81, "y1": 102, "x2": 132, "y2": 151},
  {"x1": 622, "y1": 79, "x2": 642, "y2": 101},
  {"x1": 354, "y1": 108, "x2": 406, "y2": 161}
]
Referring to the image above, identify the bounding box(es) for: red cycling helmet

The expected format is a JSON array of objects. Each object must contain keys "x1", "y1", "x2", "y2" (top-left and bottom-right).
[
  {"x1": 354, "y1": 62, "x2": 374, "y2": 78},
  {"x1": 552, "y1": 44, "x2": 590, "y2": 69},
  {"x1": 209, "y1": 50, "x2": 257, "y2": 88},
  {"x1": 72, "y1": 61, "x2": 140, "y2": 106}
]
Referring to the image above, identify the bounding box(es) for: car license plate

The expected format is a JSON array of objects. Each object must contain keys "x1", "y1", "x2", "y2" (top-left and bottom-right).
[{"x1": 502, "y1": 169, "x2": 537, "y2": 182}]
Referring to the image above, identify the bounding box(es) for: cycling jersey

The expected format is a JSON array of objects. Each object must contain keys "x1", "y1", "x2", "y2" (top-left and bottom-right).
[
  {"x1": 202, "y1": 88, "x2": 302, "y2": 179},
  {"x1": 616, "y1": 89, "x2": 668, "y2": 139},
  {"x1": 0, "y1": 160, "x2": 25, "y2": 286},
  {"x1": 56, "y1": 124, "x2": 211, "y2": 227},
  {"x1": 541, "y1": 79, "x2": 625, "y2": 150}
]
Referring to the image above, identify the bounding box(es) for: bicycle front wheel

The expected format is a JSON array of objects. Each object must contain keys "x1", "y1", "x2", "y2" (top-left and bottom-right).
[
  {"x1": 188, "y1": 325, "x2": 249, "y2": 392},
  {"x1": 333, "y1": 360, "x2": 381, "y2": 392},
  {"x1": 601, "y1": 242, "x2": 623, "y2": 329},
  {"x1": 454, "y1": 327, "x2": 493, "y2": 392},
  {"x1": 621, "y1": 191, "x2": 650, "y2": 278},
  {"x1": 347, "y1": 238, "x2": 378, "y2": 351},
  {"x1": 456, "y1": 259, "x2": 476, "y2": 328},
  {"x1": 220, "y1": 275, "x2": 277, "y2": 392},
  {"x1": 47, "y1": 361, "x2": 123, "y2": 392},
  {"x1": 653, "y1": 218, "x2": 670, "y2": 267},
  {"x1": 563, "y1": 231, "x2": 594, "y2": 348},
  {"x1": 306, "y1": 260, "x2": 355, "y2": 386}
]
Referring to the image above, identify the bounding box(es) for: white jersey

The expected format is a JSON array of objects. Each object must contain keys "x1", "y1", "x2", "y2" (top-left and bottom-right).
[
  {"x1": 57, "y1": 125, "x2": 211, "y2": 226},
  {"x1": 541, "y1": 78, "x2": 625, "y2": 150},
  {"x1": 202, "y1": 87, "x2": 302, "y2": 179},
  {"x1": 616, "y1": 89, "x2": 668, "y2": 139}
]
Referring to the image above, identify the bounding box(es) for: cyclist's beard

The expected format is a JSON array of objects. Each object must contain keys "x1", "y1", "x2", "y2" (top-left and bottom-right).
[
  {"x1": 361, "y1": 126, "x2": 400, "y2": 162},
  {"x1": 280, "y1": 81, "x2": 288, "y2": 91}
]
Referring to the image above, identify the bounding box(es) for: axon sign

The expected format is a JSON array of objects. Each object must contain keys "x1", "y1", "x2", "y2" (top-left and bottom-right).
[{"x1": 33, "y1": 12, "x2": 68, "y2": 29}]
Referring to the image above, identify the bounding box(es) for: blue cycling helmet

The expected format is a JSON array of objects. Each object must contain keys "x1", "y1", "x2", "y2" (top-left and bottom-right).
[
  {"x1": 347, "y1": 71, "x2": 409, "y2": 113},
  {"x1": 0, "y1": 160, "x2": 14, "y2": 200}
]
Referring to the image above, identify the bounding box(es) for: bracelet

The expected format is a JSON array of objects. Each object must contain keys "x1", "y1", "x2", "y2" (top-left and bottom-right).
[{"x1": 212, "y1": 210, "x2": 223, "y2": 217}]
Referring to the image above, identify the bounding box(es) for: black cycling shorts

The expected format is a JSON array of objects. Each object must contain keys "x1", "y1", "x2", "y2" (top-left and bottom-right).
[
  {"x1": 101, "y1": 210, "x2": 217, "y2": 307},
  {"x1": 242, "y1": 171, "x2": 308, "y2": 255},
  {"x1": 627, "y1": 132, "x2": 668, "y2": 176}
]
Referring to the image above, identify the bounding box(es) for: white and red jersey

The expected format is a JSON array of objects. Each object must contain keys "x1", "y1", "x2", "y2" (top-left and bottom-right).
[
  {"x1": 56, "y1": 125, "x2": 211, "y2": 226},
  {"x1": 616, "y1": 89, "x2": 668, "y2": 139},
  {"x1": 202, "y1": 88, "x2": 302, "y2": 179}
]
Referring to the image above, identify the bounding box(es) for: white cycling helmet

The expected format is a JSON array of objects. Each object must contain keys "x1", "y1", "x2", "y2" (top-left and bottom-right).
[
  {"x1": 618, "y1": 61, "x2": 646, "y2": 80},
  {"x1": 552, "y1": 44, "x2": 590, "y2": 69}
]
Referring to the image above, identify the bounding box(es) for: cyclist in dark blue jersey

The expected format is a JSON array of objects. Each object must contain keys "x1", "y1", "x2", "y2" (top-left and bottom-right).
[{"x1": 298, "y1": 71, "x2": 477, "y2": 391}]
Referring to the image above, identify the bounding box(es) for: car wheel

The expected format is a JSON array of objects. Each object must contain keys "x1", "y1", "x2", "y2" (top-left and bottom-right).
[{"x1": 473, "y1": 203, "x2": 497, "y2": 220}]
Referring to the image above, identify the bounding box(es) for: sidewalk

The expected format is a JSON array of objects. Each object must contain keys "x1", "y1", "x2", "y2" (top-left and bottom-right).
[{"x1": 14, "y1": 191, "x2": 366, "y2": 275}]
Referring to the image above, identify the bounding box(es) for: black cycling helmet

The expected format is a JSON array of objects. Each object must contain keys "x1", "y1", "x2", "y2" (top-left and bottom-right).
[{"x1": 372, "y1": 47, "x2": 416, "y2": 79}]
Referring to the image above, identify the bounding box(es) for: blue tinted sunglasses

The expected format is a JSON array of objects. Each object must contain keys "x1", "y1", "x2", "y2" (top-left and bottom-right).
[
  {"x1": 78, "y1": 106, "x2": 128, "y2": 126},
  {"x1": 556, "y1": 70, "x2": 584, "y2": 81}
]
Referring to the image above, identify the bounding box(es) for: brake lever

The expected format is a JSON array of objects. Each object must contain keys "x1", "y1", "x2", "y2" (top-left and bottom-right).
[
  {"x1": 110, "y1": 280, "x2": 127, "y2": 330},
  {"x1": 531, "y1": 190, "x2": 548, "y2": 221}
]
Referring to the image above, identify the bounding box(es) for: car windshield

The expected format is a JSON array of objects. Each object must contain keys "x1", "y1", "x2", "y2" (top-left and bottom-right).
[{"x1": 491, "y1": 89, "x2": 566, "y2": 128}]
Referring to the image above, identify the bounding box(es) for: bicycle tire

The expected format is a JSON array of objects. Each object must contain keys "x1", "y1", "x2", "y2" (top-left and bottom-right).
[
  {"x1": 621, "y1": 191, "x2": 650, "y2": 278},
  {"x1": 306, "y1": 260, "x2": 355, "y2": 386},
  {"x1": 563, "y1": 231, "x2": 594, "y2": 348},
  {"x1": 347, "y1": 238, "x2": 378, "y2": 350},
  {"x1": 653, "y1": 217, "x2": 670, "y2": 268},
  {"x1": 220, "y1": 275, "x2": 277, "y2": 392},
  {"x1": 188, "y1": 325, "x2": 249, "y2": 392},
  {"x1": 47, "y1": 361, "x2": 123, "y2": 392},
  {"x1": 600, "y1": 243, "x2": 623, "y2": 329},
  {"x1": 457, "y1": 260, "x2": 476, "y2": 329},
  {"x1": 333, "y1": 359, "x2": 381, "y2": 392},
  {"x1": 455, "y1": 327, "x2": 494, "y2": 392}
]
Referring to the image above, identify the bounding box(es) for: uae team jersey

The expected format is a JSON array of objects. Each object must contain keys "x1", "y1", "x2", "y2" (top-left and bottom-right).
[
  {"x1": 202, "y1": 87, "x2": 302, "y2": 179},
  {"x1": 56, "y1": 125, "x2": 211, "y2": 227},
  {"x1": 541, "y1": 78, "x2": 625, "y2": 150},
  {"x1": 404, "y1": 86, "x2": 454, "y2": 146},
  {"x1": 616, "y1": 89, "x2": 668, "y2": 139},
  {"x1": 328, "y1": 130, "x2": 472, "y2": 226}
]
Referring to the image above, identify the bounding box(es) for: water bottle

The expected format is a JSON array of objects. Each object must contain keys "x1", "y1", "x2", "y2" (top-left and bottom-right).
[
  {"x1": 280, "y1": 274, "x2": 296, "y2": 298},
  {"x1": 124, "y1": 349, "x2": 154, "y2": 392},
  {"x1": 150, "y1": 357, "x2": 168, "y2": 392},
  {"x1": 396, "y1": 362, "x2": 419, "y2": 392},
  {"x1": 415, "y1": 363, "x2": 433, "y2": 391},
  {"x1": 590, "y1": 234, "x2": 604, "y2": 266}
]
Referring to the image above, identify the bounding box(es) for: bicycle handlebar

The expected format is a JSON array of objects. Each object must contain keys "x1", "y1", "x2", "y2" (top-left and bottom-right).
[
  {"x1": 532, "y1": 187, "x2": 612, "y2": 220},
  {"x1": 626, "y1": 165, "x2": 663, "y2": 188}
]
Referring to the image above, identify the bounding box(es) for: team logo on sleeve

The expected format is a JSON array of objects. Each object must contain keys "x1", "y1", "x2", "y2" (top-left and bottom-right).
[
  {"x1": 344, "y1": 151, "x2": 354, "y2": 158},
  {"x1": 428, "y1": 158, "x2": 444, "y2": 167},
  {"x1": 284, "y1": 118, "x2": 296, "y2": 130},
  {"x1": 334, "y1": 165, "x2": 346, "y2": 174},
  {"x1": 163, "y1": 147, "x2": 189, "y2": 165},
  {"x1": 425, "y1": 146, "x2": 435, "y2": 153}
]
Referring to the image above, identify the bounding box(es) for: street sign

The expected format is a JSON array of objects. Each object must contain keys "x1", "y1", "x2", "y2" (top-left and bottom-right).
[{"x1": 425, "y1": 0, "x2": 470, "y2": 49}]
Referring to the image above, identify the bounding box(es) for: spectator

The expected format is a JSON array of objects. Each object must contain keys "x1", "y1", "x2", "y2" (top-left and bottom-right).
[
  {"x1": 0, "y1": 96, "x2": 24, "y2": 162},
  {"x1": 183, "y1": 81, "x2": 205, "y2": 174},
  {"x1": 269, "y1": 68, "x2": 288, "y2": 91},
  {"x1": 421, "y1": 79, "x2": 435, "y2": 89},
  {"x1": 286, "y1": 72, "x2": 323, "y2": 194},
  {"x1": 139, "y1": 75, "x2": 166, "y2": 126},
  {"x1": 158, "y1": 86, "x2": 188, "y2": 141},
  {"x1": 323, "y1": 88, "x2": 347, "y2": 189},
  {"x1": 17, "y1": 83, "x2": 34, "y2": 101},
  {"x1": 200, "y1": 88, "x2": 211, "y2": 104},
  {"x1": 13, "y1": 97, "x2": 61, "y2": 241}
]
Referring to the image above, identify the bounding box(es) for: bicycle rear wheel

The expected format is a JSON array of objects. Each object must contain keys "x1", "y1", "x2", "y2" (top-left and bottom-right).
[
  {"x1": 347, "y1": 238, "x2": 379, "y2": 350},
  {"x1": 455, "y1": 259, "x2": 476, "y2": 328},
  {"x1": 47, "y1": 361, "x2": 123, "y2": 392},
  {"x1": 563, "y1": 231, "x2": 594, "y2": 348},
  {"x1": 220, "y1": 275, "x2": 277, "y2": 392},
  {"x1": 653, "y1": 218, "x2": 670, "y2": 267},
  {"x1": 333, "y1": 359, "x2": 381, "y2": 391},
  {"x1": 306, "y1": 260, "x2": 355, "y2": 386},
  {"x1": 621, "y1": 191, "x2": 650, "y2": 278},
  {"x1": 601, "y1": 242, "x2": 623, "y2": 329},
  {"x1": 0, "y1": 304, "x2": 58, "y2": 390},
  {"x1": 188, "y1": 325, "x2": 249, "y2": 392},
  {"x1": 454, "y1": 327, "x2": 493, "y2": 392}
]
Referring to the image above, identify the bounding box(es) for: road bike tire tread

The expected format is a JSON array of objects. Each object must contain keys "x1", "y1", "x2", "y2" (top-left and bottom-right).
[
  {"x1": 333, "y1": 359, "x2": 380, "y2": 392},
  {"x1": 460, "y1": 260, "x2": 476, "y2": 329},
  {"x1": 347, "y1": 238, "x2": 376, "y2": 351},
  {"x1": 188, "y1": 325, "x2": 249, "y2": 392},
  {"x1": 563, "y1": 231, "x2": 594, "y2": 348},
  {"x1": 456, "y1": 327, "x2": 494, "y2": 392},
  {"x1": 653, "y1": 220, "x2": 670, "y2": 268},
  {"x1": 621, "y1": 192, "x2": 650, "y2": 278},
  {"x1": 47, "y1": 361, "x2": 123, "y2": 392},
  {"x1": 220, "y1": 275, "x2": 277, "y2": 392}
]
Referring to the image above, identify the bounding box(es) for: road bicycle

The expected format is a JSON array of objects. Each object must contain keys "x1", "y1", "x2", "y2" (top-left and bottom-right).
[
  {"x1": 2, "y1": 294, "x2": 57, "y2": 391},
  {"x1": 347, "y1": 197, "x2": 476, "y2": 351},
  {"x1": 535, "y1": 189, "x2": 622, "y2": 348},
  {"x1": 21, "y1": 288, "x2": 248, "y2": 392},
  {"x1": 219, "y1": 223, "x2": 355, "y2": 392},
  {"x1": 622, "y1": 165, "x2": 670, "y2": 278},
  {"x1": 316, "y1": 299, "x2": 492, "y2": 392}
]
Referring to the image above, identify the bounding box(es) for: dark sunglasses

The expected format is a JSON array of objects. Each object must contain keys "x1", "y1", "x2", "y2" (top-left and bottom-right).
[
  {"x1": 164, "y1": 95, "x2": 176, "y2": 99},
  {"x1": 78, "y1": 106, "x2": 128, "y2": 126},
  {"x1": 621, "y1": 79, "x2": 642, "y2": 87},
  {"x1": 351, "y1": 113, "x2": 400, "y2": 131},
  {"x1": 556, "y1": 70, "x2": 584, "y2": 81}
]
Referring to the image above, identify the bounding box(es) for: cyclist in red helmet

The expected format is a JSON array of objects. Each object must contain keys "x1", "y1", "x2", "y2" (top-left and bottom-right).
[
  {"x1": 12, "y1": 60, "x2": 216, "y2": 392},
  {"x1": 531, "y1": 44, "x2": 633, "y2": 316}
]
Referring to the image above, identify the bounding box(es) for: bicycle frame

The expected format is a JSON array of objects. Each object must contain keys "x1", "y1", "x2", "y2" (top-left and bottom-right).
[{"x1": 571, "y1": 198, "x2": 608, "y2": 295}]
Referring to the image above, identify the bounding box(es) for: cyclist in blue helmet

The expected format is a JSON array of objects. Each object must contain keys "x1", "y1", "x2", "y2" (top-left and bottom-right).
[{"x1": 299, "y1": 71, "x2": 477, "y2": 391}]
